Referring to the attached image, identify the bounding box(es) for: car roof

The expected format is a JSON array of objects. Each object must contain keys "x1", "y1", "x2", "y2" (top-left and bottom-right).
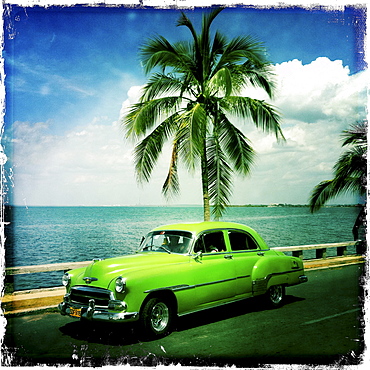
[{"x1": 151, "y1": 221, "x2": 258, "y2": 236}]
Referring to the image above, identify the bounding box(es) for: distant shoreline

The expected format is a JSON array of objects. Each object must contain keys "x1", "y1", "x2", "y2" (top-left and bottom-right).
[
  {"x1": 4, "y1": 204, "x2": 361, "y2": 208},
  {"x1": 227, "y1": 204, "x2": 361, "y2": 208}
]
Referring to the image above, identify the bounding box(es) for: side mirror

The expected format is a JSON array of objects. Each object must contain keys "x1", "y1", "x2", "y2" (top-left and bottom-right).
[{"x1": 192, "y1": 251, "x2": 203, "y2": 262}]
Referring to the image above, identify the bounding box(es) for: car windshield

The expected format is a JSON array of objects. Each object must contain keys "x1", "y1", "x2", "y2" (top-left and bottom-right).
[{"x1": 140, "y1": 231, "x2": 193, "y2": 254}]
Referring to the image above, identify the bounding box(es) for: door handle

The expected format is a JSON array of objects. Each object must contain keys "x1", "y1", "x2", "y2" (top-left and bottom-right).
[
  {"x1": 257, "y1": 252, "x2": 265, "y2": 256},
  {"x1": 224, "y1": 254, "x2": 233, "y2": 260}
]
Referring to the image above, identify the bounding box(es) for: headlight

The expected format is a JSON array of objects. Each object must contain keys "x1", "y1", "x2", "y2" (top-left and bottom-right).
[
  {"x1": 115, "y1": 276, "x2": 126, "y2": 293},
  {"x1": 62, "y1": 273, "x2": 70, "y2": 287}
]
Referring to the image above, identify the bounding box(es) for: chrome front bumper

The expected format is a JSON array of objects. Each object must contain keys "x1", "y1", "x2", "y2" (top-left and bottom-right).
[{"x1": 58, "y1": 298, "x2": 139, "y2": 323}]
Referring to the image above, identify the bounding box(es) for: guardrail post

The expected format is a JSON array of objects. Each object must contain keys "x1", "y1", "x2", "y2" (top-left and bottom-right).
[
  {"x1": 316, "y1": 248, "x2": 327, "y2": 259},
  {"x1": 337, "y1": 245, "x2": 347, "y2": 257},
  {"x1": 356, "y1": 240, "x2": 365, "y2": 255},
  {"x1": 292, "y1": 250, "x2": 303, "y2": 259}
]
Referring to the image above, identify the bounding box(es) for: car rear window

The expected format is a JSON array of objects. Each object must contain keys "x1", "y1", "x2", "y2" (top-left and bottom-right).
[
  {"x1": 194, "y1": 231, "x2": 227, "y2": 253},
  {"x1": 228, "y1": 231, "x2": 259, "y2": 251}
]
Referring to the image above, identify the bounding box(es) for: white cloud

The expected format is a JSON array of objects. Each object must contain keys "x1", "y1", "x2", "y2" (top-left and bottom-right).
[
  {"x1": 9, "y1": 120, "x2": 133, "y2": 205},
  {"x1": 271, "y1": 58, "x2": 366, "y2": 123},
  {"x1": 8, "y1": 58, "x2": 367, "y2": 206},
  {"x1": 230, "y1": 58, "x2": 367, "y2": 205}
]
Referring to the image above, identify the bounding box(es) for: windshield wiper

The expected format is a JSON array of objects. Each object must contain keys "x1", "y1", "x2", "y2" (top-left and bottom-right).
[{"x1": 158, "y1": 246, "x2": 171, "y2": 254}]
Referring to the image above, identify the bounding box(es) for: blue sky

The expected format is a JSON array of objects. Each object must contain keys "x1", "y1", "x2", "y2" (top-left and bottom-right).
[{"x1": 2, "y1": 2, "x2": 368, "y2": 207}]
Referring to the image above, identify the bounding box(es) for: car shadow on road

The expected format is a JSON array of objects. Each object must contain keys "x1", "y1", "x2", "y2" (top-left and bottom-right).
[
  {"x1": 58, "y1": 295, "x2": 305, "y2": 346},
  {"x1": 175, "y1": 294, "x2": 305, "y2": 333},
  {"x1": 59, "y1": 320, "x2": 141, "y2": 346}
]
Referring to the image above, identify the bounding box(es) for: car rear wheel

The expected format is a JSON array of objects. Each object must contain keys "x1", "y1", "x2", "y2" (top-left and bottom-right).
[
  {"x1": 140, "y1": 297, "x2": 174, "y2": 338},
  {"x1": 265, "y1": 285, "x2": 285, "y2": 308}
]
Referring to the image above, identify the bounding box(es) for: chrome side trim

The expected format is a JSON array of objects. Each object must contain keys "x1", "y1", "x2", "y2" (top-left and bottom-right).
[
  {"x1": 252, "y1": 268, "x2": 307, "y2": 294},
  {"x1": 144, "y1": 275, "x2": 251, "y2": 294},
  {"x1": 230, "y1": 249, "x2": 270, "y2": 254},
  {"x1": 267, "y1": 268, "x2": 304, "y2": 276},
  {"x1": 236, "y1": 274, "x2": 250, "y2": 280},
  {"x1": 252, "y1": 278, "x2": 268, "y2": 294},
  {"x1": 178, "y1": 295, "x2": 251, "y2": 317},
  {"x1": 144, "y1": 284, "x2": 195, "y2": 293},
  {"x1": 195, "y1": 277, "x2": 236, "y2": 288}
]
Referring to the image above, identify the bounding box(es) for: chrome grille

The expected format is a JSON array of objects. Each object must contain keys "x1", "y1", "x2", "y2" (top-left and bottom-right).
[{"x1": 70, "y1": 286, "x2": 113, "y2": 308}]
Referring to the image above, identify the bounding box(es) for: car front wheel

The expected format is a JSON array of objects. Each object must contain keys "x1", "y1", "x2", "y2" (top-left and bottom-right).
[
  {"x1": 140, "y1": 297, "x2": 174, "y2": 338},
  {"x1": 265, "y1": 285, "x2": 285, "y2": 308}
]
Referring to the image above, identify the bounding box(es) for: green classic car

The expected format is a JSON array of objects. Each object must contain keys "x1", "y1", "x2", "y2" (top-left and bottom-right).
[{"x1": 59, "y1": 222, "x2": 307, "y2": 338}]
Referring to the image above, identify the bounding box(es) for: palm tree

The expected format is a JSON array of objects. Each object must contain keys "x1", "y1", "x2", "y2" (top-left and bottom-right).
[
  {"x1": 309, "y1": 121, "x2": 367, "y2": 240},
  {"x1": 123, "y1": 8, "x2": 284, "y2": 221}
]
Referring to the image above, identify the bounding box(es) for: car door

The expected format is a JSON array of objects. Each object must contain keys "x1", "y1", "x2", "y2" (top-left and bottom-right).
[
  {"x1": 227, "y1": 230, "x2": 265, "y2": 296},
  {"x1": 191, "y1": 230, "x2": 236, "y2": 306}
]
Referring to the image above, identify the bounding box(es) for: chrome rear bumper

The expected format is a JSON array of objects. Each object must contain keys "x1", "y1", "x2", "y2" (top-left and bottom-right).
[{"x1": 299, "y1": 275, "x2": 308, "y2": 283}]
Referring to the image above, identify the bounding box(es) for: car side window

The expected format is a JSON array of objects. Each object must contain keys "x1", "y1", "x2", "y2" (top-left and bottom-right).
[
  {"x1": 194, "y1": 232, "x2": 226, "y2": 253},
  {"x1": 228, "y1": 231, "x2": 259, "y2": 251}
]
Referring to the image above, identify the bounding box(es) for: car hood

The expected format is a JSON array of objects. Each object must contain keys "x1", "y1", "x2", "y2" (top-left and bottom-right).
[{"x1": 73, "y1": 252, "x2": 190, "y2": 288}]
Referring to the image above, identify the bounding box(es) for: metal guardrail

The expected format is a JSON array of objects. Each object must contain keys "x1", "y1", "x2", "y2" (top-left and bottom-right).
[
  {"x1": 5, "y1": 240, "x2": 363, "y2": 277},
  {"x1": 273, "y1": 241, "x2": 361, "y2": 259}
]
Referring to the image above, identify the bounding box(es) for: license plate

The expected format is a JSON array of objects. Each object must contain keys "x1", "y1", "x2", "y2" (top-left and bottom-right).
[{"x1": 69, "y1": 307, "x2": 82, "y2": 318}]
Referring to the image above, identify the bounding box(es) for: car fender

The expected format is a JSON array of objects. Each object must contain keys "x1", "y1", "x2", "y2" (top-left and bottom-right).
[
  {"x1": 251, "y1": 255, "x2": 303, "y2": 295},
  {"x1": 108, "y1": 257, "x2": 196, "y2": 315}
]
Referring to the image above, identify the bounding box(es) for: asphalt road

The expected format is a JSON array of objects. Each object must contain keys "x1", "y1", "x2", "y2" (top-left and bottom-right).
[{"x1": 2, "y1": 264, "x2": 365, "y2": 367}]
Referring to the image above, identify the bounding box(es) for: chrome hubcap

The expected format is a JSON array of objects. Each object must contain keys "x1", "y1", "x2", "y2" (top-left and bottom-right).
[
  {"x1": 270, "y1": 285, "x2": 283, "y2": 304},
  {"x1": 151, "y1": 302, "x2": 169, "y2": 332}
]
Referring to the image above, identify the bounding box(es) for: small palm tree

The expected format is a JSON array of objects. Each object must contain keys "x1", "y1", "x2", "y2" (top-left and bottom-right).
[
  {"x1": 309, "y1": 121, "x2": 367, "y2": 240},
  {"x1": 123, "y1": 8, "x2": 284, "y2": 221}
]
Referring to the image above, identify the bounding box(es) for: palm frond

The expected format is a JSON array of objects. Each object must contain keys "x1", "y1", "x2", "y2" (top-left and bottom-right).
[
  {"x1": 217, "y1": 114, "x2": 255, "y2": 175},
  {"x1": 213, "y1": 35, "x2": 265, "y2": 71},
  {"x1": 341, "y1": 121, "x2": 367, "y2": 147},
  {"x1": 124, "y1": 96, "x2": 181, "y2": 139},
  {"x1": 234, "y1": 61, "x2": 276, "y2": 98},
  {"x1": 309, "y1": 180, "x2": 336, "y2": 212},
  {"x1": 309, "y1": 122, "x2": 367, "y2": 212},
  {"x1": 140, "y1": 35, "x2": 178, "y2": 73},
  {"x1": 309, "y1": 176, "x2": 364, "y2": 213},
  {"x1": 176, "y1": 12, "x2": 198, "y2": 43},
  {"x1": 207, "y1": 134, "x2": 233, "y2": 220},
  {"x1": 200, "y1": 8, "x2": 225, "y2": 74},
  {"x1": 134, "y1": 118, "x2": 177, "y2": 183},
  {"x1": 176, "y1": 12, "x2": 203, "y2": 82},
  {"x1": 201, "y1": 7, "x2": 224, "y2": 36},
  {"x1": 162, "y1": 141, "x2": 180, "y2": 199},
  {"x1": 211, "y1": 30, "x2": 228, "y2": 57},
  {"x1": 177, "y1": 103, "x2": 207, "y2": 170},
  {"x1": 224, "y1": 96, "x2": 284, "y2": 141},
  {"x1": 208, "y1": 67, "x2": 232, "y2": 97},
  {"x1": 140, "y1": 36, "x2": 196, "y2": 77},
  {"x1": 140, "y1": 73, "x2": 186, "y2": 101},
  {"x1": 333, "y1": 145, "x2": 367, "y2": 182}
]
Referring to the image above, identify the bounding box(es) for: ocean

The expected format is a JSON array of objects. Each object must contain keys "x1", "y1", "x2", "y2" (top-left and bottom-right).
[{"x1": 4, "y1": 205, "x2": 361, "y2": 290}]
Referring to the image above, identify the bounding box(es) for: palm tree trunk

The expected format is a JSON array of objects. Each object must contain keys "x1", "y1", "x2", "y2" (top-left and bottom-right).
[
  {"x1": 352, "y1": 205, "x2": 365, "y2": 240},
  {"x1": 201, "y1": 142, "x2": 211, "y2": 221}
]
